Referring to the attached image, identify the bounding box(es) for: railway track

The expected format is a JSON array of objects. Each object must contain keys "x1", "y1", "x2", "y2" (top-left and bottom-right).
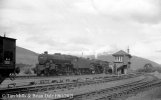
[
  {"x1": 54, "y1": 75, "x2": 160, "y2": 100},
  {"x1": 0, "y1": 73, "x2": 142, "y2": 99},
  {"x1": 2, "y1": 73, "x2": 142, "y2": 89},
  {"x1": 7, "y1": 74, "x2": 109, "y2": 80},
  {"x1": 8, "y1": 74, "x2": 84, "y2": 79},
  {"x1": 96, "y1": 79, "x2": 161, "y2": 100},
  {"x1": 7, "y1": 72, "x2": 142, "y2": 80}
]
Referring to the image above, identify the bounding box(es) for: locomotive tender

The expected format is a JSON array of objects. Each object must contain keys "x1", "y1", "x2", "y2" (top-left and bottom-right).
[
  {"x1": 0, "y1": 36, "x2": 19, "y2": 84},
  {"x1": 35, "y1": 51, "x2": 109, "y2": 76}
]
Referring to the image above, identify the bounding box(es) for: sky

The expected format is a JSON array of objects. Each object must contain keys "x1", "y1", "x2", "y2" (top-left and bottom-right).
[{"x1": 0, "y1": 0, "x2": 161, "y2": 63}]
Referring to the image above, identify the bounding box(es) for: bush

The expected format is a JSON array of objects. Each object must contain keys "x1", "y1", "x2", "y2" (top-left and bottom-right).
[
  {"x1": 16, "y1": 63, "x2": 33, "y2": 75},
  {"x1": 24, "y1": 68, "x2": 32, "y2": 74}
]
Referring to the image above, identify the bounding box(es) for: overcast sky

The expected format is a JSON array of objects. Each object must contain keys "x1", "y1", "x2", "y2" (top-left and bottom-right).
[{"x1": 0, "y1": 0, "x2": 161, "y2": 63}]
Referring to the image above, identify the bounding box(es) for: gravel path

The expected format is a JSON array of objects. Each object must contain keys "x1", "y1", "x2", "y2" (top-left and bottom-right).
[
  {"x1": 124, "y1": 85, "x2": 161, "y2": 100},
  {"x1": 3, "y1": 75, "x2": 144, "y2": 100}
]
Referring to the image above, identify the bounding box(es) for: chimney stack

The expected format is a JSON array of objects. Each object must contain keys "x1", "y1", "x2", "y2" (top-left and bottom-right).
[
  {"x1": 127, "y1": 46, "x2": 130, "y2": 54},
  {"x1": 4, "y1": 32, "x2": 6, "y2": 37}
]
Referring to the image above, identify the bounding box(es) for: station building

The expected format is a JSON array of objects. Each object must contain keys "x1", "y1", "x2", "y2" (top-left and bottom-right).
[{"x1": 112, "y1": 50, "x2": 132, "y2": 75}]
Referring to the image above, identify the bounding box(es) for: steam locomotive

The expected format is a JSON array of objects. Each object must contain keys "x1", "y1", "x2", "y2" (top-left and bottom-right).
[
  {"x1": 0, "y1": 36, "x2": 19, "y2": 84},
  {"x1": 34, "y1": 52, "x2": 109, "y2": 76}
]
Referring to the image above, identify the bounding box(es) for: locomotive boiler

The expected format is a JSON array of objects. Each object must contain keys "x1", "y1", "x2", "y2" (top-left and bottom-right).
[{"x1": 34, "y1": 52, "x2": 109, "y2": 76}]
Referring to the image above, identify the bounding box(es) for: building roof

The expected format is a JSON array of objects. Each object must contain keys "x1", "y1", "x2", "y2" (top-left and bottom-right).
[
  {"x1": 0, "y1": 36, "x2": 16, "y2": 40},
  {"x1": 112, "y1": 50, "x2": 132, "y2": 57}
]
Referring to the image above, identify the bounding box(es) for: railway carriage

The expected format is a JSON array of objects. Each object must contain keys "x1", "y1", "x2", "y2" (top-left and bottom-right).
[{"x1": 0, "y1": 36, "x2": 19, "y2": 84}]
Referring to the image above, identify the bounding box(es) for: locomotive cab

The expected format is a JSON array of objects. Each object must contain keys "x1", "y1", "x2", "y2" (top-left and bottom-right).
[{"x1": 0, "y1": 36, "x2": 18, "y2": 84}]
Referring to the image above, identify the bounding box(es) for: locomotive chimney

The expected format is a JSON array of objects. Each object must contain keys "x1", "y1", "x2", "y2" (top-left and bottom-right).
[{"x1": 44, "y1": 51, "x2": 48, "y2": 54}]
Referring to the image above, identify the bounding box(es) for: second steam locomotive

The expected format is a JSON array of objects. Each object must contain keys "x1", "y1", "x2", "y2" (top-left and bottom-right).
[{"x1": 34, "y1": 51, "x2": 109, "y2": 76}]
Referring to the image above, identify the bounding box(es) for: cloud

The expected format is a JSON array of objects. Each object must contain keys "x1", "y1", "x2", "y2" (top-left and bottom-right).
[
  {"x1": 130, "y1": 38, "x2": 161, "y2": 63},
  {"x1": 92, "y1": 0, "x2": 161, "y2": 24},
  {"x1": 1, "y1": 0, "x2": 161, "y2": 63},
  {"x1": 72, "y1": 0, "x2": 98, "y2": 14}
]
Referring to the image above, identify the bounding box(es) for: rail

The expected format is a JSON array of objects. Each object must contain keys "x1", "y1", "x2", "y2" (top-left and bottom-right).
[
  {"x1": 0, "y1": 73, "x2": 142, "y2": 99},
  {"x1": 54, "y1": 76, "x2": 160, "y2": 100}
]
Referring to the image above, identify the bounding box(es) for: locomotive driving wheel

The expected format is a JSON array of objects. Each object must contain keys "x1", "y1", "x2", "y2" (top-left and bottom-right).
[{"x1": 9, "y1": 73, "x2": 16, "y2": 81}]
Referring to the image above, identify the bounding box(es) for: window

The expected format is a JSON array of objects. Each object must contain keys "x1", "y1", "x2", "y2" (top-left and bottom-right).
[
  {"x1": 4, "y1": 51, "x2": 13, "y2": 64},
  {"x1": 115, "y1": 56, "x2": 123, "y2": 62},
  {"x1": 115, "y1": 57, "x2": 118, "y2": 61},
  {"x1": 119, "y1": 56, "x2": 123, "y2": 62}
]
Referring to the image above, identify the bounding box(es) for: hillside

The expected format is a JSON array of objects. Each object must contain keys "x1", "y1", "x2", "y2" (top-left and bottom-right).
[
  {"x1": 15, "y1": 46, "x2": 161, "y2": 70},
  {"x1": 95, "y1": 54, "x2": 161, "y2": 70},
  {"x1": 16, "y1": 46, "x2": 38, "y2": 67}
]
